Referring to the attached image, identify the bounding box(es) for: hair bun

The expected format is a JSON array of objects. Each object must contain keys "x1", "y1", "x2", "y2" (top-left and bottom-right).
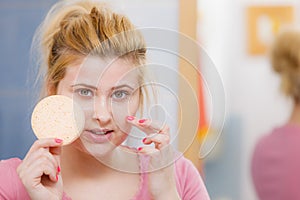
[
  {"x1": 271, "y1": 30, "x2": 300, "y2": 74},
  {"x1": 271, "y1": 30, "x2": 300, "y2": 101}
]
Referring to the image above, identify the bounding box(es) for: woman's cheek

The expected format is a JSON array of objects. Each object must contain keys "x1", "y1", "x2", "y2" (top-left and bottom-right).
[
  {"x1": 112, "y1": 96, "x2": 139, "y2": 132},
  {"x1": 112, "y1": 102, "x2": 132, "y2": 133},
  {"x1": 72, "y1": 98, "x2": 93, "y2": 122}
]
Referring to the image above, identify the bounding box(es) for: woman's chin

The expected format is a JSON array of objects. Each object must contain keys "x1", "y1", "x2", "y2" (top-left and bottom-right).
[{"x1": 84, "y1": 142, "x2": 115, "y2": 157}]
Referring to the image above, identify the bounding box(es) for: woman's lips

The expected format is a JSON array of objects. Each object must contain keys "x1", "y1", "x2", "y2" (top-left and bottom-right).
[
  {"x1": 89, "y1": 128, "x2": 113, "y2": 135},
  {"x1": 83, "y1": 129, "x2": 114, "y2": 143}
]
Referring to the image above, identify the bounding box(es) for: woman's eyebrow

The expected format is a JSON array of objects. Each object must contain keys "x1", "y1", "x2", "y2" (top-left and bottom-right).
[
  {"x1": 71, "y1": 83, "x2": 98, "y2": 90},
  {"x1": 112, "y1": 84, "x2": 134, "y2": 90},
  {"x1": 71, "y1": 83, "x2": 135, "y2": 91}
]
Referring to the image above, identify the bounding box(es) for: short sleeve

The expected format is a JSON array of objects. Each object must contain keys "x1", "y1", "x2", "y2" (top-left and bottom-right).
[
  {"x1": 0, "y1": 158, "x2": 30, "y2": 200},
  {"x1": 175, "y1": 156, "x2": 210, "y2": 200}
]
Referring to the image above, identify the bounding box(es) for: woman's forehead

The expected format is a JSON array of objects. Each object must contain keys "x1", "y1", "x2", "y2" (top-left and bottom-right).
[{"x1": 66, "y1": 57, "x2": 140, "y2": 88}]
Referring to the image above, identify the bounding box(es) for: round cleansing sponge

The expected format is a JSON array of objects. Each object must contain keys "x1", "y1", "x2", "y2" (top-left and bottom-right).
[{"x1": 31, "y1": 95, "x2": 85, "y2": 145}]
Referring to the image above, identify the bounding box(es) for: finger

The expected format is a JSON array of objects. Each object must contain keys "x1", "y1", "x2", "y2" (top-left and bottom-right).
[
  {"x1": 137, "y1": 146, "x2": 159, "y2": 155},
  {"x1": 126, "y1": 116, "x2": 167, "y2": 135},
  {"x1": 26, "y1": 138, "x2": 63, "y2": 157},
  {"x1": 23, "y1": 148, "x2": 60, "y2": 175},
  {"x1": 50, "y1": 146, "x2": 62, "y2": 168},
  {"x1": 138, "y1": 119, "x2": 166, "y2": 131},
  {"x1": 137, "y1": 146, "x2": 170, "y2": 172},
  {"x1": 18, "y1": 152, "x2": 59, "y2": 185},
  {"x1": 29, "y1": 159, "x2": 58, "y2": 182},
  {"x1": 138, "y1": 144, "x2": 174, "y2": 156},
  {"x1": 143, "y1": 133, "x2": 170, "y2": 149},
  {"x1": 50, "y1": 146, "x2": 62, "y2": 156}
]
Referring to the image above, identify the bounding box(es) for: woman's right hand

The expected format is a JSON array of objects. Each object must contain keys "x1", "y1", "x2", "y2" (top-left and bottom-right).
[{"x1": 17, "y1": 138, "x2": 64, "y2": 200}]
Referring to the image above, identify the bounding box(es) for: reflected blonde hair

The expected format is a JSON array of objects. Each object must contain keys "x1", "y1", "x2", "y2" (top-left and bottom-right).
[
  {"x1": 32, "y1": 0, "x2": 148, "y2": 108},
  {"x1": 271, "y1": 30, "x2": 300, "y2": 103}
]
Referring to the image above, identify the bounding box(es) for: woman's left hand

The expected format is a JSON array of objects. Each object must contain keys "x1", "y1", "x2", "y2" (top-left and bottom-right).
[{"x1": 126, "y1": 116, "x2": 181, "y2": 200}]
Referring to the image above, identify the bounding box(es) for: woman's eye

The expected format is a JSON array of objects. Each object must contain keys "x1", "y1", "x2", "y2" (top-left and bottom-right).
[
  {"x1": 77, "y1": 89, "x2": 93, "y2": 97},
  {"x1": 112, "y1": 90, "x2": 129, "y2": 100}
]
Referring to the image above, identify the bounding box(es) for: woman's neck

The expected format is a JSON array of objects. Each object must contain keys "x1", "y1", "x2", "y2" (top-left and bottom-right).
[{"x1": 289, "y1": 102, "x2": 300, "y2": 126}]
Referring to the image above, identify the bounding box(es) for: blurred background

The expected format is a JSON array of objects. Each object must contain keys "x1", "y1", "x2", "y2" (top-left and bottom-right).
[{"x1": 1, "y1": 0, "x2": 299, "y2": 199}]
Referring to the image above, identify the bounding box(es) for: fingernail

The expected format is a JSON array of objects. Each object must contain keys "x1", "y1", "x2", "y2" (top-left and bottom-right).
[
  {"x1": 127, "y1": 116, "x2": 135, "y2": 121},
  {"x1": 138, "y1": 119, "x2": 146, "y2": 123},
  {"x1": 142, "y1": 138, "x2": 147, "y2": 143},
  {"x1": 57, "y1": 166, "x2": 61, "y2": 173},
  {"x1": 55, "y1": 138, "x2": 63, "y2": 143},
  {"x1": 137, "y1": 147, "x2": 143, "y2": 151}
]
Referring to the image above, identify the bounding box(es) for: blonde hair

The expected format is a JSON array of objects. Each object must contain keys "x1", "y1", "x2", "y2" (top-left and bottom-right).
[
  {"x1": 32, "y1": 0, "x2": 148, "y2": 107},
  {"x1": 271, "y1": 30, "x2": 300, "y2": 103}
]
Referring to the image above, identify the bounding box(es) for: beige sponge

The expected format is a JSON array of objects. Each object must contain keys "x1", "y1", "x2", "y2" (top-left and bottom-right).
[{"x1": 31, "y1": 95, "x2": 85, "y2": 145}]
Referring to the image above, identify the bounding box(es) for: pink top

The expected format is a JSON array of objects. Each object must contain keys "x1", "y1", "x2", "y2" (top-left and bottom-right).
[
  {"x1": 0, "y1": 154, "x2": 210, "y2": 200},
  {"x1": 251, "y1": 124, "x2": 300, "y2": 200}
]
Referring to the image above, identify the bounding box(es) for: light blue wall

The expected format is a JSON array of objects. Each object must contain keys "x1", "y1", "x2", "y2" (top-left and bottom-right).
[
  {"x1": 204, "y1": 115, "x2": 243, "y2": 200},
  {"x1": 0, "y1": 1, "x2": 56, "y2": 160}
]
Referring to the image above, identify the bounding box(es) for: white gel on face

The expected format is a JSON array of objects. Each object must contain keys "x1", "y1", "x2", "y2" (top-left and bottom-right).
[{"x1": 56, "y1": 56, "x2": 140, "y2": 156}]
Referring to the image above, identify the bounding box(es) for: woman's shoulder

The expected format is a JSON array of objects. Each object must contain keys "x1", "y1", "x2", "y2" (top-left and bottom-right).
[
  {"x1": 173, "y1": 154, "x2": 202, "y2": 180},
  {"x1": 0, "y1": 157, "x2": 22, "y2": 168},
  {"x1": 0, "y1": 157, "x2": 30, "y2": 199},
  {"x1": 174, "y1": 154, "x2": 195, "y2": 168},
  {"x1": 173, "y1": 153, "x2": 210, "y2": 200},
  {"x1": 271, "y1": 123, "x2": 300, "y2": 135},
  {"x1": 172, "y1": 151, "x2": 202, "y2": 171},
  {"x1": 255, "y1": 123, "x2": 300, "y2": 148}
]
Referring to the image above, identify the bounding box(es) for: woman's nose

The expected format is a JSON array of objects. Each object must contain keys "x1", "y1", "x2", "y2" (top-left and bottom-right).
[{"x1": 93, "y1": 96, "x2": 111, "y2": 124}]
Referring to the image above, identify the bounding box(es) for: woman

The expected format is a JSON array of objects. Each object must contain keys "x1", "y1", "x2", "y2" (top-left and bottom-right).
[
  {"x1": 0, "y1": 1, "x2": 210, "y2": 199},
  {"x1": 251, "y1": 30, "x2": 300, "y2": 200}
]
